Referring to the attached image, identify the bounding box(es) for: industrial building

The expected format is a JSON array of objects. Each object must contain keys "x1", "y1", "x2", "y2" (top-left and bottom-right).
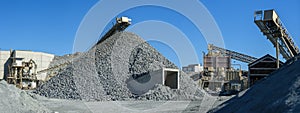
[
  {"x1": 201, "y1": 44, "x2": 252, "y2": 95},
  {"x1": 0, "y1": 50, "x2": 10, "y2": 80},
  {"x1": 201, "y1": 47, "x2": 231, "y2": 93},
  {"x1": 182, "y1": 64, "x2": 203, "y2": 74},
  {"x1": 248, "y1": 54, "x2": 283, "y2": 86},
  {"x1": 0, "y1": 50, "x2": 54, "y2": 89}
]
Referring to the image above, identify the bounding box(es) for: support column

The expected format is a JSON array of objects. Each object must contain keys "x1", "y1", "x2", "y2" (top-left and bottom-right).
[{"x1": 275, "y1": 37, "x2": 280, "y2": 69}]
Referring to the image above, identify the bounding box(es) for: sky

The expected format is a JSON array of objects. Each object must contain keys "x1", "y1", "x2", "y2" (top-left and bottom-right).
[{"x1": 0, "y1": 0, "x2": 299, "y2": 69}]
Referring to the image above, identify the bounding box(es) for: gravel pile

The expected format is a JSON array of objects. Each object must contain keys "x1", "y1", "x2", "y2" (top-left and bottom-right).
[
  {"x1": 49, "y1": 52, "x2": 82, "y2": 67},
  {"x1": 0, "y1": 80, "x2": 51, "y2": 113},
  {"x1": 44, "y1": 52, "x2": 82, "y2": 77},
  {"x1": 34, "y1": 32, "x2": 203, "y2": 101}
]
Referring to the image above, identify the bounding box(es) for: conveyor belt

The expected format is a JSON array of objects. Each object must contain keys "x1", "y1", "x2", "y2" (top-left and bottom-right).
[
  {"x1": 254, "y1": 10, "x2": 299, "y2": 60},
  {"x1": 208, "y1": 44, "x2": 257, "y2": 63}
]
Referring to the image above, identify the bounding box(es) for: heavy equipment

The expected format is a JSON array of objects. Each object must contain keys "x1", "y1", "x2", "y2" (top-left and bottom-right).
[{"x1": 6, "y1": 58, "x2": 38, "y2": 89}]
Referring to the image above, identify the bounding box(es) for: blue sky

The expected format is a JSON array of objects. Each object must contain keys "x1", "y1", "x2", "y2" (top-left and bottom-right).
[{"x1": 0, "y1": 0, "x2": 299, "y2": 69}]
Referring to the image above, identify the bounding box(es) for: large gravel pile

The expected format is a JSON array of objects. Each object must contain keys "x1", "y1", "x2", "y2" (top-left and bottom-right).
[
  {"x1": 35, "y1": 32, "x2": 203, "y2": 101},
  {"x1": 49, "y1": 52, "x2": 81, "y2": 67},
  {"x1": 44, "y1": 52, "x2": 82, "y2": 77},
  {"x1": 0, "y1": 80, "x2": 51, "y2": 113},
  {"x1": 210, "y1": 54, "x2": 300, "y2": 113}
]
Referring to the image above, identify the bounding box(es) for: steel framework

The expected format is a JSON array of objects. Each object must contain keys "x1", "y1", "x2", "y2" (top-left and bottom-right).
[
  {"x1": 254, "y1": 10, "x2": 299, "y2": 60},
  {"x1": 208, "y1": 44, "x2": 257, "y2": 63}
]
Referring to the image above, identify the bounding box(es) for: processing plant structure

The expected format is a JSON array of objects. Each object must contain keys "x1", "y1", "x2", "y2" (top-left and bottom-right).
[
  {"x1": 0, "y1": 50, "x2": 55, "y2": 89},
  {"x1": 201, "y1": 44, "x2": 251, "y2": 95},
  {"x1": 197, "y1": 9, "x2": 299, "y2": 95}
]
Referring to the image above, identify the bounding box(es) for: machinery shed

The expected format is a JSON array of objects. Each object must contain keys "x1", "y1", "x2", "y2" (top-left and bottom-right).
[{"x1": 248, "y1": 54, "x2": 283, "y2": 86}]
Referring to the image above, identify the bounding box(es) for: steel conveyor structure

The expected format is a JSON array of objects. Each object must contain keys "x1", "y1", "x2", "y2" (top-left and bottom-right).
[
  {"x1": 208, "y1": 44, "x2": 258, "y2": 63},
  {"x1": 96, "y1": 17, "x2": 132, "y2": 45},
  {"x1": 254, "y1": 9, "x2": 299, "y2": 60}
]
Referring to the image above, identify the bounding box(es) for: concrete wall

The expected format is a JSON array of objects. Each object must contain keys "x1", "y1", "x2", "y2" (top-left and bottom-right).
[
  {"x1": 0, "y1": 50, "x2": 55, "y2": 80},
  {"x1": 127, "y1": 69, "x2": 163, "y2": 95},
  {"x1": 0, "y1": 51, "x2": 11, "y2": 79},
  {"x1": 163, "y1": 68, "x2": 179, "y2": 89},
  {"x1": 127, "y1": 68, "x2": 179, "y2": 95}
]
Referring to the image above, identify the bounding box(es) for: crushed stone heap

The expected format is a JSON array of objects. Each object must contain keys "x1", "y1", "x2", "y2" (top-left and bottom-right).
[{"x1": 34, "y1": 32, "x2": 203, "y2": 101}]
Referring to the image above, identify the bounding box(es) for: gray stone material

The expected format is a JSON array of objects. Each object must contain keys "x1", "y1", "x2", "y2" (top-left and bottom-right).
[{"x1": 34, "y1": 32, "x2": 203, "y2": 101}]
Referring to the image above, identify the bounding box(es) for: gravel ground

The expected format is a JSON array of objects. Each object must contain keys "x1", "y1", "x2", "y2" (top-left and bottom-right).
[
  {"x1": 0, "y1": 79, "x2": 224, "y2": 113},
  {"x1": 0, "y1": 80, "x2": 51, "y2": 113},
  {"x1": 34, "y1": 32, "x2": 203, "y2": 101}
]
